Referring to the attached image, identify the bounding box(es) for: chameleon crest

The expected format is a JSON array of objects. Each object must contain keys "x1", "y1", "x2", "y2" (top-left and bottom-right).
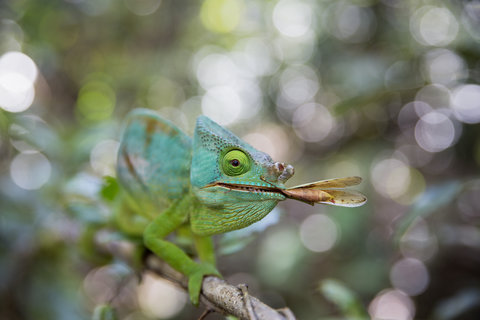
[{"x1": 117, "y1": 109, "x2": 192, "y2": 219}]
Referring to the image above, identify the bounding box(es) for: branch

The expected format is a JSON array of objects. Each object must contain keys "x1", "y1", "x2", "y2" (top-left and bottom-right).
[
  {"x1": 146, "y1": 255, "x2": 296, "y2": 320},
  {"x1": 98, "y1": 233, "x2": 296, "y2": 320}
]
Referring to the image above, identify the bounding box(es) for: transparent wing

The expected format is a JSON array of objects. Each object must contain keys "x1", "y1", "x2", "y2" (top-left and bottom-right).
[
  {"x1": 315, "y1": 189, "x2": 367, "y2": 207},
  {"x1": 288, "y1": 176, "x2": 362, "y2": 190},
  {"x1": 282, "y1": 188, "x2": 367, "y2": 207},
  {"x1": 284, "y1": 176, "x2": 366, "y2": 207}
]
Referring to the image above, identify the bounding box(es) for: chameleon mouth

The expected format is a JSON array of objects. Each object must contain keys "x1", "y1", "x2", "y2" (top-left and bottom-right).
[
  {"x1": 211, "y1": 182, "x2": 283, "y2": 194},
  {"x1": 202, "y1": 176, "x2": 367, "y2": 207},
  {"x1": 212, "y1": 182, "x2": 339, "y2": 205}
]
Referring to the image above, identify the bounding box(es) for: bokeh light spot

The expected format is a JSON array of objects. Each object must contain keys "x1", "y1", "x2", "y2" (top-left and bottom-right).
[
  {"x1": 76, "y1": 81, "x2": 116, "y2": 121},
  {"x1": 423, "y1": 49, "x2": 467, "y2": 85},
  {"x1": 137, "y1": 272, "x2": 187, "y2": 319},
  {"x1": 390, "y1": 258, "x2": 430, "y2": 296},
  {"x1": 462, "y1": 2, "x2": 480, "y2": 40},
  {"x1": 10, "y1": 152, "x2": 51, "y2": 190},
  {"x1": 243, "y1": 125, "x2": 293, "y2": 161},
  {"x1": 279, "y1": 64, "x2": 319, "y2": 105},
  {"x1": 273, "y1": 0, "x2": 313, "y2": 38},
  {"x1": 300, "y1": 213, "x2": 338, "y2": 253},
  {"x1": 292, "y1": 103, "x2": 334, "y2": 143},
  {"x1": 414, "y1": 111, "x2": 457, "y2": 152},
  {"x1": 84, "y1": 265, "x2": 128, "y2": 305},
  {"x1": 415, "y1": 84, "x2": 451, "y2": 110},
  {"x1": 196, "y1": 53, "x2": 238, "y2": 90},
  {"x1": 195, "y1": 51, "x2": 263, "y2": 122},
  {"x1": 234, "y1": 37, "x2": 279, "y2": 77},
  {"x1": 411, "y1": 6, "x2": 458, "y2": 46},
  {"x1": 201, "y1": 86, "x2": 242, "y2": 125},
  {"x1": 371, "y1": 158, "x2": 411, "y2": 200},
  {"x1": 328, "y1": 3, "x2": 376, "y2": 43},
  {"x1": 0, "y1": 20, "x2": 24, "y2": 51},
  {"x1": 451, "y1": 84, "x2": 480, "y2": 124},
  {"x1": 200, "y1": 0, "x2": 245, "y2": 34},
  {"x1": 0, "y1": 51, "x2": 38, "y2": 113},
  {"x1": 397, "y1": 101, "x2": 433, "y2": 137},
  {"x1": 368, "y1": 289, "x2": 415, "y2": 320},
  {"x1": 273, "y1": 32, "x2": 316, "y2": 63}
]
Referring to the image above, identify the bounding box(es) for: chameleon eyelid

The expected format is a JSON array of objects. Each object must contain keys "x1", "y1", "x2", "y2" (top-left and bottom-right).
[{"x1": 220, "y1": 148, "x2": 252, "y2": 176}]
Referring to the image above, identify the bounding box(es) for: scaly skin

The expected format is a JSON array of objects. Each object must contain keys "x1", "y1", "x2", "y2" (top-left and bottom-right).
[
  {"x1": 116, "y1": 109, "x2": 293, "y2": 305},
  {"x1": 116, "y1": 108, "x2": 365, "y2": 305}
]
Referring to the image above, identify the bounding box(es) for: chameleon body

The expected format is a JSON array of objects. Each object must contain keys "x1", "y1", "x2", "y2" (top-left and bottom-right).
[{"x1": 116, "y1": 108, "x2": 366, "y2": 305}]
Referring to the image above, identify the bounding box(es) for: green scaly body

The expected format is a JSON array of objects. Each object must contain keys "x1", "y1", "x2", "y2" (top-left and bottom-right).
[
  {"x1": 115, "y1": 108, "x2": 365, "y2": 305},
  {"x1": 116, "y1": 109, "x2": 294, "y2": 304}
]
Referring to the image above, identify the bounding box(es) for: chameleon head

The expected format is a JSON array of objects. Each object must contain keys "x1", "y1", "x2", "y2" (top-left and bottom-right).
[{"x1": 190, "y1": 116, "x2": 294, "y2": 236}]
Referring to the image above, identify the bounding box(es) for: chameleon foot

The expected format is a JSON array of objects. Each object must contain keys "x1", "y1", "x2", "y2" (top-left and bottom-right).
[{"x1": 188, "y1": 263, "x2": 222, "y2": 306}]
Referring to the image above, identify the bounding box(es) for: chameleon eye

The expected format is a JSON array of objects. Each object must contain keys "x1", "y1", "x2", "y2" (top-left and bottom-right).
[{"x1": 222, "y1": 149, "x2": 251, "y2": 176}]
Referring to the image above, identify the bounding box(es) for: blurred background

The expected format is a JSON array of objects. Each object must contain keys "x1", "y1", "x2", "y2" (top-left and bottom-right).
[{"x1": 1, "y1": 0, "x2": 480, "y2": 319}]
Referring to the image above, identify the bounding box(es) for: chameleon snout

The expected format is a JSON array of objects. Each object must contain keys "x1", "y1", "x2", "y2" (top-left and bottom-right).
[{"x1": 273, "y1": 162, "x2": 294, "y2": 183}]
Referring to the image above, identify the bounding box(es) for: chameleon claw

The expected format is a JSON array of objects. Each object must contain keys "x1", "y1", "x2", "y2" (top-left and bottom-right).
[{"x1": 188, "y1": 263, "x2": 221, "y2": 306}]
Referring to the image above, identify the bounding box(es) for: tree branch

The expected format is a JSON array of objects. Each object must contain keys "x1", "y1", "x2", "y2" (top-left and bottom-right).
[
  {"x1": 98, "y1": 233, "x2": 296, "y2": 320},
  {"x1": 145, "y1": 255, "x2": 296, "y2": 320}
]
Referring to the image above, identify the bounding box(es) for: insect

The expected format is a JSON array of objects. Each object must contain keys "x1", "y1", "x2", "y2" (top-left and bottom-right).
[
  {"x1": 281, "y1": 176, "x2": 366, "y2": 206},
  {"x1": 115, "y1": 108, "x2": 366, "y2": 305}
]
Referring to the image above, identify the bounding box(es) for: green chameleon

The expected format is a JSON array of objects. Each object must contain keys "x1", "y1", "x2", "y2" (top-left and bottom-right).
[{"x1": 115, "y1": 108, "x2": 366, "y2": 305}]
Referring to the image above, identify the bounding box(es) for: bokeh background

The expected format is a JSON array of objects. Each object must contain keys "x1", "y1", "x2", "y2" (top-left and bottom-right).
[{"x1": 1, "y1": 0, "x2": 480, "y2": 319}]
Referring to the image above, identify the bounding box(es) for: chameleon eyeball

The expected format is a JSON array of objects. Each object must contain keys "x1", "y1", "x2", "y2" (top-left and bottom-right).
[{"x1": 221, "y1": 149, "x2": 251, "y2": 176}]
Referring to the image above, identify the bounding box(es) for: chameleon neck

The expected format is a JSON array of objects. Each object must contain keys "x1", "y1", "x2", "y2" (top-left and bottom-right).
[{"x1": 190, "y1": 189, "x2": 279, "y2": 236}]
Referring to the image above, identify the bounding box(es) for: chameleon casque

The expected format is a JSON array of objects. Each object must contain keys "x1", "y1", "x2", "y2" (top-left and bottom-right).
[{"x1": 116, "y1": 108, "x2": 366, "y2": 305}]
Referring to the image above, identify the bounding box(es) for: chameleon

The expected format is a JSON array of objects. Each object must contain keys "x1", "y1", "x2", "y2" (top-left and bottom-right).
[{"x1": 115, "y1": 108, "x2": 366, "y2": 305}]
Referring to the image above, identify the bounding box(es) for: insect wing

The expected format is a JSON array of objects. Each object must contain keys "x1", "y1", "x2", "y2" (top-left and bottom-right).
[
  {"x1": 117, "y1": 109, "x2": 192, "y2": 213},
  {"x1": 286, "y1": 176, "x2": 367, "y2": 207},
  {"x1": 316, "y1": 189, "x2": 367, "y2": 207},
  {"x1": 288, "y1": 176, "x2": 363, "y2": 190}
]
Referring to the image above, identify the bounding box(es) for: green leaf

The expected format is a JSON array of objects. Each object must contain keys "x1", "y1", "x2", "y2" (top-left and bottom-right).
[{"x1": 319, "y1": 279, "x2": 368, "y2": 319}]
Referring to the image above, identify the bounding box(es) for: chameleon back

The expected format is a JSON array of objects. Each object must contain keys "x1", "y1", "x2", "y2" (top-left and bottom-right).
[{"x1": 116, "y1": 109, "x2": 192, "y2": 218}]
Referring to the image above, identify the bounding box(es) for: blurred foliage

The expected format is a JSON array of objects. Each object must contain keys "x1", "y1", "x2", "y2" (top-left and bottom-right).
[
  {"x1": 1, "y1": 0, "x2": 480, "y2": 319},
  {"x1": 320, "y1": 278, "x2": 367, "y2": 318}
]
